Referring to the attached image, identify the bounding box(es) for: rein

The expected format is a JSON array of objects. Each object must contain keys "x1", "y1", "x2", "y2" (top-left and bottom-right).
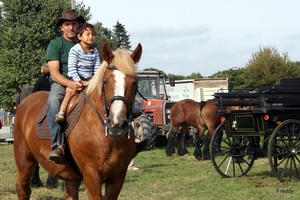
[
  {"x1": 136, "y1": 89, "x2": 148, "y2": 101},
  {"x1": 82, "y1": 91, "x2": 106, "y2": 129}
]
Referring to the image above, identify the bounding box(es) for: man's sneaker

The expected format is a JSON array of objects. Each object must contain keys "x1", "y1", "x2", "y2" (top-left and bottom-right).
[
  {"x1": 49, "y1": 146, "x2": 65, "y2": 164},
  {"x1": 55, "y1": 113, "x2": 65, "y2": 124}
]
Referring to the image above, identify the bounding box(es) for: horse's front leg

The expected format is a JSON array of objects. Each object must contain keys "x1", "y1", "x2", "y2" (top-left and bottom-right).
[
  {"x1": 165, "y1": 128, "x2": 176, "y2": 156},
  {"x1": 177, "y1": 125, "x2": 190, "y2": 156},
  {"x1": 193, "y1": 129, "x2": 203, "y2": 160},
  {"x1": 30, "y1": 164, "x2": 43, "y2": 187},
  {"x1": 83, "y1": 172, "x2": 103, "y2": 200},
  {"x1": 105, "y1": 171, "x2": 127, "y2": 200},
  {"x1": 177, "y1": 136, "x2": 190, "y2": 156},
  {"x1": 64, "y1": 180, "x2": 81, "y2": 200}
]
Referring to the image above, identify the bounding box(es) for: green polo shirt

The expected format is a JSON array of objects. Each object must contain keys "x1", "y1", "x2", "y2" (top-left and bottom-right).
[{"x1": 46, "y1": 36, "x2": 77, "y2": 83}]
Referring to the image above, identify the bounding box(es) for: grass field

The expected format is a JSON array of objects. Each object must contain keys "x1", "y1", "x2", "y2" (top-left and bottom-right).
[{"x1": 0, "y1": 142, "x2": 298, "y2": 200}]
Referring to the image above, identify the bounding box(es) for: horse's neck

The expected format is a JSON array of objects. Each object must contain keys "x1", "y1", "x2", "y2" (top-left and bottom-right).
[{"x1": 85, "y1": 91, "x2": 104, "y2": 110}]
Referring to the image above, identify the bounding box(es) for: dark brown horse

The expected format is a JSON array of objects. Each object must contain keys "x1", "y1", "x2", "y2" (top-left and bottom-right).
[
  {"x1": 14, "y1": 43, "x2": 142, "y2": 200},
  {"x1": 166, "y1": 98, "x2": 222, "y2": 160}
]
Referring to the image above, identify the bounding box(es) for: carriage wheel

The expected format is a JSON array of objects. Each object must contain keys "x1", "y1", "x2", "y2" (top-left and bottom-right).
[
  {"x1": 210, "y1": 122, "x2": 256, "y2": 178},
  {"x1": 268, "y1": 119, "x2": 300, "y2": 182}
]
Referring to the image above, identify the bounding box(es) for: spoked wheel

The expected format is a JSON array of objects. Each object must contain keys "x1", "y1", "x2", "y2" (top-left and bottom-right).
[
  {"x1": 268, "y1": 119, "x2": 300, "y2": 182},
  {"x1": 210, "y1": 123, "x2": 256, "y2": 178}
]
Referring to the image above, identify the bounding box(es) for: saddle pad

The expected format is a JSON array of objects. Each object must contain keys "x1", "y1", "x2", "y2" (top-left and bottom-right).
[{"x1": 36, "y1": 94, "x2": 85, "y2": 139}]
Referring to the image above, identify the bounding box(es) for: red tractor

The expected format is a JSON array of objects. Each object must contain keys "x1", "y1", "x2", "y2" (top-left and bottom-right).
[{"x1": 133, "y1": 71, "x2": 177, "y2": 147}]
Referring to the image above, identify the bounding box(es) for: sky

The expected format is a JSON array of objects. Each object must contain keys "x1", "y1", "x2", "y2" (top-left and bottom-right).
[{"x1": 82, "y1": 0, "x2": 300, "y2": 77}]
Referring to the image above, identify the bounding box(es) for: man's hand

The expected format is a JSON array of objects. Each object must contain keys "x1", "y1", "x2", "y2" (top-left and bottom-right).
[
  {"x1": 73, "y1": 81, "x2": 83, "y2": 92},
  {"x1": 82, "y1": 81, "x2": 89, "y2": 87}
]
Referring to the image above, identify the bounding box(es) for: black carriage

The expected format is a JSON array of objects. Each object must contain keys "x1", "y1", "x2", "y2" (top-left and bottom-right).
[{"x1": 210, "y1": 78, "x2": 300, "y2": 182}]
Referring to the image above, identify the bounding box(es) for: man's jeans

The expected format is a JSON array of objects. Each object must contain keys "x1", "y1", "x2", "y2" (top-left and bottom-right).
[{"x1": 47, "y1": 82, "x2": 66, "y2": 149}]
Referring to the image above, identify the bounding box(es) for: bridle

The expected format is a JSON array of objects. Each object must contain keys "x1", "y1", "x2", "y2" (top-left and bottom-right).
[{"x1": 83, "y1": 66, "x2": 137, "y2": 137}]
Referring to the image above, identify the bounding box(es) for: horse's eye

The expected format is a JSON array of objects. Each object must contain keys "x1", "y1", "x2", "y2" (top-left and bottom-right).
[
  {"x1": 132, "y1": 81, "x2": 137, "y2": 88},
  {"x1": 103, "y1": 80, "x2": 108, "y2": 86}
]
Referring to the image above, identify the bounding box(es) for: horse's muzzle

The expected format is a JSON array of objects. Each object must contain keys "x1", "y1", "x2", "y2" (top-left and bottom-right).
[{"x1": 106, "y1": 117, "x2": 129, "y2": 137}]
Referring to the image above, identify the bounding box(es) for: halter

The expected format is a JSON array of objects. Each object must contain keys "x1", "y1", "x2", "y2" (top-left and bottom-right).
[{"x1": 83, "y1": 66, "x2": 136, "y2": 138}]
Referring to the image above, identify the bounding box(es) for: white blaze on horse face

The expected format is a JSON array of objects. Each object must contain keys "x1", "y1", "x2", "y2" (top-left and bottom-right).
[{"x1": 111, "y1": 70, "x2": 126, "y2": 125}]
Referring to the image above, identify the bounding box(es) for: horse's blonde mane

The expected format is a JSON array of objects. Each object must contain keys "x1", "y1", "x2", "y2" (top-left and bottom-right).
[{"x1": 86, "y1": 48, "x2": 137, "y2": 95}]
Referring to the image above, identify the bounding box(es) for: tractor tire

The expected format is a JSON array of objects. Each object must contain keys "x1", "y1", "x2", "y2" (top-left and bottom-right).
[{"x1": 133, "y1": 113, "x2": 157, "y2": 149}]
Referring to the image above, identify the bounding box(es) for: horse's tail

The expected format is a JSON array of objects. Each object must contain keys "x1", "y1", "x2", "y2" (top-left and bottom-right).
[{"x1": 199, "y1": 101, "x2": 206, "y2": 118}]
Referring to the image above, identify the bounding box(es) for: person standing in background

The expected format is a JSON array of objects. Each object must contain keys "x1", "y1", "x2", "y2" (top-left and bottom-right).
[
  {"x1": 32, "y1": 63, "x2": 51, "y2": 93},
  {"x1": 0, "y1": 108, "x2": 6, "y2": 125}
]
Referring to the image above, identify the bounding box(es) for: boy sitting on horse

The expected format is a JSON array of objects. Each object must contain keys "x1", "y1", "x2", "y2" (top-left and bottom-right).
[{"x1": 55, "y1": 22, "x2": 100, "y2": 124}]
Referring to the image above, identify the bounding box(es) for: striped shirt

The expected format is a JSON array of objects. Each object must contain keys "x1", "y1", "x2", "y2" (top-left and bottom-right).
[{"x1": 67, "y1": 43, "x2": 101, "y2": 81}]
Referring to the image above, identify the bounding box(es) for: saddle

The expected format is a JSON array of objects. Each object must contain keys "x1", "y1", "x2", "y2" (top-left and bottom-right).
[{"x1": 35, "y1": 93, "x2": 85, "y2": 139}]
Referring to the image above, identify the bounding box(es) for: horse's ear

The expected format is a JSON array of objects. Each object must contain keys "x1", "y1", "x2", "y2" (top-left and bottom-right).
[
  {"x1": 131, "y1": 43, "x2": 142, "y2": 64},
  {"x1": 101, "y1": 43, "x2": 114, "y2": 65}
]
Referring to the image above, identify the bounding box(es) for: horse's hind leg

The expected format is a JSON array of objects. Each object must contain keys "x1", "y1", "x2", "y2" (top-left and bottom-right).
[
  {"x1": 15, "y1": 153, "x2": 37, "y2": 199},
  {"x1": 14, "y1": 138, "x2": 38, "y2": 199},
  {"x1": 64, "y1": 180, "x2": 81, "y2": 200}
]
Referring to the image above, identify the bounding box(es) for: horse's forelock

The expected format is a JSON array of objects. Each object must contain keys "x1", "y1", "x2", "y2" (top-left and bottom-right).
[
  {"x1": 86, "y1": 49, "x2": 137, "y2": 96},
  {"x1": 111, "y1": 48, "x2": 137, "y2": 76}
]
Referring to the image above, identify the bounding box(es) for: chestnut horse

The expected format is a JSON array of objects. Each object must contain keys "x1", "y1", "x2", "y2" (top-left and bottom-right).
[
  {"x1": 14, "y1": 43, "x2": 142, "y2": 200},
  {"x1": 166, "y1": 98, "x2": 222, "y2": 160}
]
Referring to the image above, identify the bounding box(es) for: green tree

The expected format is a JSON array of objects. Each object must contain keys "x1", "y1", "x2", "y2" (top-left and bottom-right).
[
  {"x1": 166, "y1": 73, "x2": 185, "y2": 81},
  {"x1": 142, "y1": 67, "x2": 163, "y2": 73},
  {"x1": 185, "y1": 72, "x2": 203, "y2": 79},
  {"x1": 0, "y1": 0, "x2": 90, "y2": 111},
  {"x1": 93, "y1": 21, "x2": 117, "y2": 60},
  {"x1": 210, "y1": 68, "x2": 244, "y2": 91},
  {"x1": 112, "y1": 21, "x2": 131, "y2": 49},
  {"x1": 239, "y1": 46, "x2": 300, "y2": 90}
]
